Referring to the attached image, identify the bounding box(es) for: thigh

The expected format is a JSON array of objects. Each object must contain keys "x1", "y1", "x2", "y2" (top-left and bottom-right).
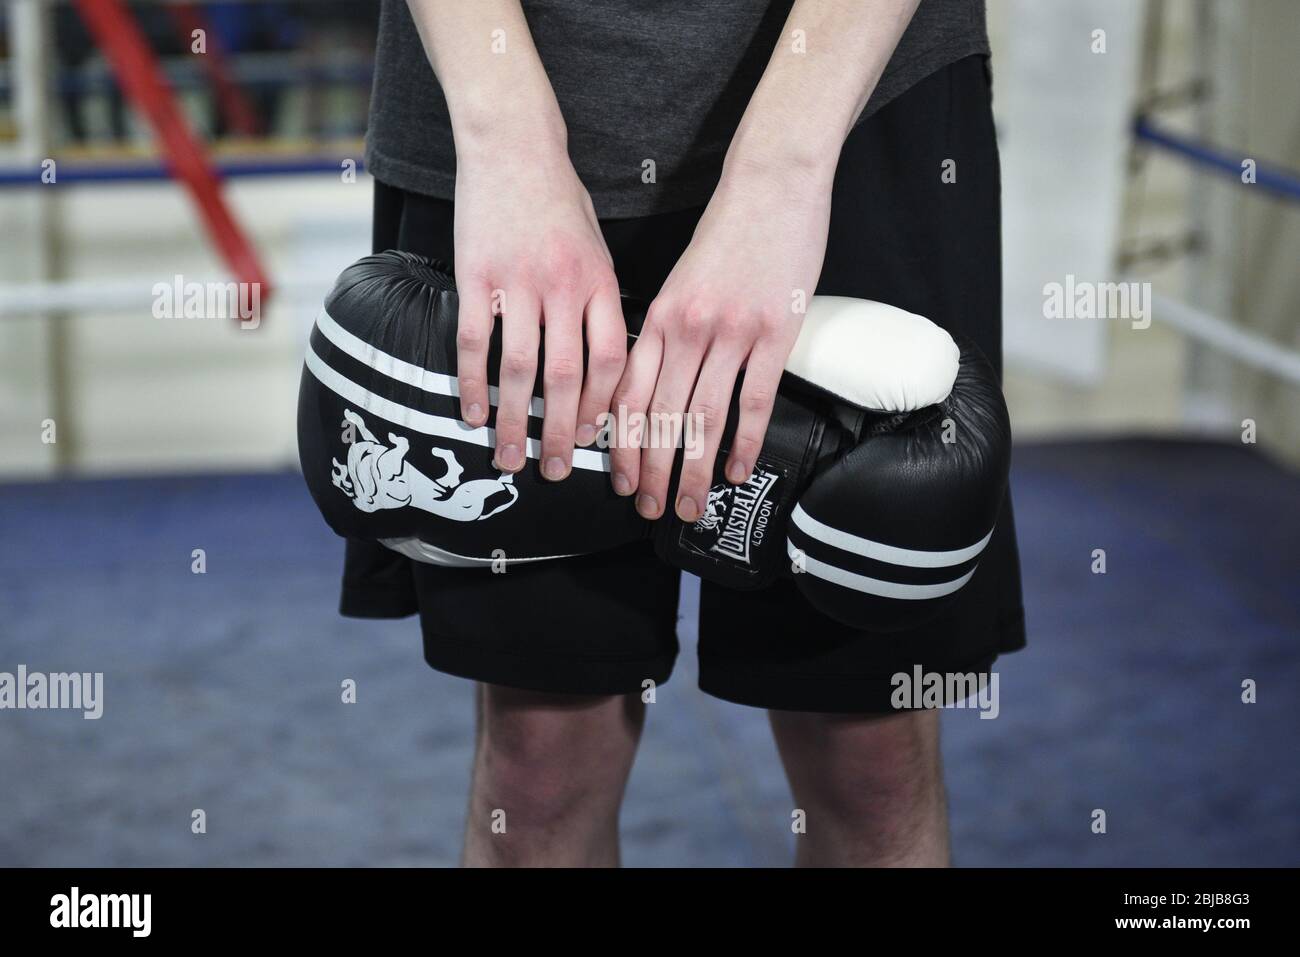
[
  {"x1": 465, "y1": 685, "x2": 647, "y2": 865},
  {"x1": 698, "y1": 56, "x2": 1025, "y2": 714},
  {"x1": 476, "y1": 683, "x2": 647, "y2": 772},
  {"x1": 769, "y1": 708, "x2": 943, "y2": 800},
  {"x1": 769, "y1": 708, "x2": 949, "y2": 866}
]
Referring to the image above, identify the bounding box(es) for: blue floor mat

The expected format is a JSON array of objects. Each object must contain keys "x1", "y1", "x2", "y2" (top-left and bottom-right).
[{"x1": 0, "y1": 438, "x2": 1296, "y2": 866}]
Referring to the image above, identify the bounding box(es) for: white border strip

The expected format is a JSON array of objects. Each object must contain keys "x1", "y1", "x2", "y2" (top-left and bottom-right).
[
  {"x1": 305, "y1": 342, "x2": 609, "y2": 473},
  {"x1": 380, "y1": 536, "x2": 581, "y2": 567},
  {"x1": 315, "y1": 308, "x2": 544, "y2": 418},
  {"x1": 791, "y1": 504, "x2": 992, "y2": 568},
  {"x1": 788, "y1": 541, "x2": 976, "y2": 600}
]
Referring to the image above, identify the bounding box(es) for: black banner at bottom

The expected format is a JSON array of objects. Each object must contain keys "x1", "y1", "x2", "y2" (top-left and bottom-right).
[{"x1": 0, "y1": 867, "x2": 1284, "y2": 942}]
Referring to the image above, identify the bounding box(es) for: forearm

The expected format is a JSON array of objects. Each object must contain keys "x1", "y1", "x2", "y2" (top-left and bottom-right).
[
  {"x1": 725, "y1": 0, "x2": 921, "y2": 185},
  {"x1": 405, "y1": 0, "x2": 566, "y2": 159}
]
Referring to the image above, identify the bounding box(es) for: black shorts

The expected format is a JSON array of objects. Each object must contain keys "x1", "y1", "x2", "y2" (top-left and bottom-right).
[{"x1": 342, "y1": 54, "x2": 1026, "y2": 712}]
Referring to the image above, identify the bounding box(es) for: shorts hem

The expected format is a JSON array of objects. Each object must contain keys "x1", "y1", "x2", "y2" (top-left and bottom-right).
[
  {"x1": 339, "y1": 584, "x2": 418, "y2": 620},
  {"x1": 698, "y1": 652, "x2": 1001, "y2": 714},
  {"x1": 421, "y1": 633, "x2": 677, "y2": 698}
]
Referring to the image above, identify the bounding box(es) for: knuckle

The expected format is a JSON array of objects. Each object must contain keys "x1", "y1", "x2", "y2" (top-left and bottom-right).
[
  {"x1": 590, "y1": 343, "x2": 626, "y2": 372},
  {"x1": 677, "y1": 308, "x2": 714, "y2": 344},
  {"x1": 690, "y1": 400, "x2": 723, "y2": 431},
  {"x1": 545, "y1": 355, "x2": 583, "y2": 386},
  {"x1": 680, "y1": 478, "x2": 708, "y2": 503},
  {"x1": 542, "y1": 244, "x2": 585, "y2": 290},
  {"x1": 456, "y1": 325, "x2": 487, "y2": 353},
  {"x1": 731, "y1": 432, "x2": 762, "y2": 459},
  {"x1": 494, "y1": 416, "x2": 525, "y2": 438},
  {"x1": 456, "y1": 262, "x2": 493, "y2": 286},
  {"x1": 590, "y1": 275, "x2": 621, "y2": 302},
  {"x1": 642, "y1": 299, "x2": 672, "y2": 329},
  {"x1": 639, "y1": 465, "x2": 667, "y2": 490},
  {"x1": 752, "y1": 306, "x2": 785, "y2": 337},
  {"x1": 715, "y1": 310, "x2": 750, "y2": 340},
  {"x1": 740, "y1": 387, "x2": 774, "y2": 415},
  {"x1": 647, "y1": 398, "x2": 678, "y2": 419},
  {"x1": 501, "y1": 349, "x2": 537, "y2": 378},
  {"x1": 612, "y1": 380, "x2": 647, "y2": 410}
]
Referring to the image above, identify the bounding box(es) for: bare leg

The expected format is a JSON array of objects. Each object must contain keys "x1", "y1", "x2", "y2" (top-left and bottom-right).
[
  {"x1": 462, "y1": 685, "x2": 645, "y2": 867},
  {"x1": 769, "y1": 708, "x2": 950, "y2": 867}
]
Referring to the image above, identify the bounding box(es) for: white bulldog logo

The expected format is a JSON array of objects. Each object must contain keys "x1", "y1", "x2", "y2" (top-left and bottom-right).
[
  {"x1": 331, "y1": 409, "x2": 518, "y2": 521},
  {"x1": 693, "y1": 484, "x2": 733, "y2": 532}
]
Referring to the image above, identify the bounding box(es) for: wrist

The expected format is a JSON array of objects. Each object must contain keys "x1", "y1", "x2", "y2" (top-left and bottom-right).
[
  {"x1": 721, "y1": 118, "x2": 841, "y2": 196},
  {"x1": 451, "y1": 95, "x2": 569, "y2": 165}
]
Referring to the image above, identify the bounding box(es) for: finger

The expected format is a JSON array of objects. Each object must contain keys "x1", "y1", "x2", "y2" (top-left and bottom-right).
[
  {"x1": 454, "y1": 279, "x2": 494, "y2": 427},
  {"x1": 724, "y1": 340, "x2": 785, "y2": 485},
  {"x1": 539, "y1": 293, "x2": 584, "y2": 481},
  {"x1": 575, "y1": 284, "x2": 627, "y2": 449},
  {"x1": 608, "y1": 320, "x2": 663, "y2": 497},
  {"x1": 674, "y1": 342, "x2": 746, "y2": 522},
  {"x1": 493, "y1": 286, "x2": 541, "y2": 473},
  {"x1": 635, "y1": 326, "x2": 707, "y2": 521}
]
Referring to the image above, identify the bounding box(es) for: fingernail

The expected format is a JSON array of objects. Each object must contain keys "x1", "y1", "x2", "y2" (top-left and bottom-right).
[
  {"x1": 544, "y1": 456, "x2": 567, "y2": 480},
  {"x1": 576, "y1": 423, "x2": 597, "y2": 446},
  {"x1": 496, "y1": 444, "x2": 522, "y2": 471},
  {"x1": 636, "y1": 494, "x2": 658, "y2": 518},
  {"x1": 727, "y1": 460, "x2": 750, "y2": 484},
  {"x1": 613, "y1": 472, "x2": 632, "y2": 496},
  {"x1": 466, "y1": 403, "x2": 484, "y2": 425},
  {"x1": 676, "y1": 496, "x2": 699, "y2": 522}
]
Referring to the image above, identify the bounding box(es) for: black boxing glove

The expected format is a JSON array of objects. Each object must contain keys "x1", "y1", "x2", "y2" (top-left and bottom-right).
[
  {"x1": 297, "y1": 252, "x2": 1010, "y2": 630},
  {"x1": 296, "y1": 252, "x2": 642, "y2": 567},
  {"x1": 652, "y1": 296, "x2": 1011, "y2": 630}
]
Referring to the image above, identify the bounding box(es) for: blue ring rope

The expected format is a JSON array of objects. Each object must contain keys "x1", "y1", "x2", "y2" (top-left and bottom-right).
[
  {"x1": 0, "y1": 156, "x2": 365, "y2": 187},
  {"x1": 2, "y1": 120, "x2": 1296, "y2": 201},
  {"x1": 1134, "y1": 115, "x2": 1300, "y2": 203}
]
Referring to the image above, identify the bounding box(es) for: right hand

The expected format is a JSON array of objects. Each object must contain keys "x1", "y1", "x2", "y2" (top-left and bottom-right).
[{"x1": 452, "y1": 144, "x2": 626, "y2": 481}]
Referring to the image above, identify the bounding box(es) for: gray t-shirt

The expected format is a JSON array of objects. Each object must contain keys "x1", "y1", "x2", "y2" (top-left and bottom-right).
[{"x1": 366, "y1": 0, "x2": 989, "y2": 219}]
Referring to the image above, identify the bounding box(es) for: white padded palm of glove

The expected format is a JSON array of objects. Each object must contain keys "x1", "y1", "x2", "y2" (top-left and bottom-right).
[{"x1": 783, "y1": 296, "x2": 960, "y2": 412}]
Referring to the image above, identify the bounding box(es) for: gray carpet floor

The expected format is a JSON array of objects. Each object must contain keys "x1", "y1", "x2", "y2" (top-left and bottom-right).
[{"x1": 1, "y1": 438, "x2": 1296, "y2": 866}]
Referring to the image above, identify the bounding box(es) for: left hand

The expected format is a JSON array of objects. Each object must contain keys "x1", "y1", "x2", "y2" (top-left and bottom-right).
[{"x1": 609, "y1": 159, "x2": 833, "y2": 522}]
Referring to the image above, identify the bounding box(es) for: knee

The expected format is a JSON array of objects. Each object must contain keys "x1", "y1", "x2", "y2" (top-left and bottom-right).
[
  {"x1": 474, "y1": 691, "x2": 636, "y2": 828},
  {"x1": 478, "y1": 721, "x2": 591, "y2": 822},
  {"x1": 781, "y1": 711, "x2": 945, "y2": 824}
]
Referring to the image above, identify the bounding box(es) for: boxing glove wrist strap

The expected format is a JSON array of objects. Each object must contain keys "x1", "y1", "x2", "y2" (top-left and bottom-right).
[{"x1": 652, "y1": 392, "x2": 824, "y2": 590}]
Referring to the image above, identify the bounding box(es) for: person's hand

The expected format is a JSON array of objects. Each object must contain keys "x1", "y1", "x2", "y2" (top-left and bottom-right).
[
  {"x1": 453, "y1": 143, "x2": 626, "y2": 480},
  {"x1": 609, "y1": 159, "x2": 833, "y2": 521}
]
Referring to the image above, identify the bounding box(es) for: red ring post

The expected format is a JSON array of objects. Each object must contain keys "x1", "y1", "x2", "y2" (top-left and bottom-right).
[{"x1": 73, "y1": 0, "x2": 273, "y2": 310}]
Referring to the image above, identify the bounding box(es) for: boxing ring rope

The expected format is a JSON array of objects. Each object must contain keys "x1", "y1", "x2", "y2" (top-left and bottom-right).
[
  {"x1": 1, "y1": 18, "x2": 1297, "y2": 393},
  {"x1": 69, "y1": 0, "x2": 271, "y2": 299},
  {"x1": 0, "y1": 57, "x2": 375, "y2": 98},
  {"x1": 1133, "y1": 116, "x2": 1300, "y2": 204},
  {"x1": 1147, "y1": 294, "x2": 1300, "y2": 386},
  {"x1": 0, "y1": 153, "x2": 365, "y2": 187},
  {"x1": 1126, "y1": 114, "x2": 1300, "y2": 387},
  {"x1": 0, "y1": 272, "x2": 344, "y2": 318}
]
